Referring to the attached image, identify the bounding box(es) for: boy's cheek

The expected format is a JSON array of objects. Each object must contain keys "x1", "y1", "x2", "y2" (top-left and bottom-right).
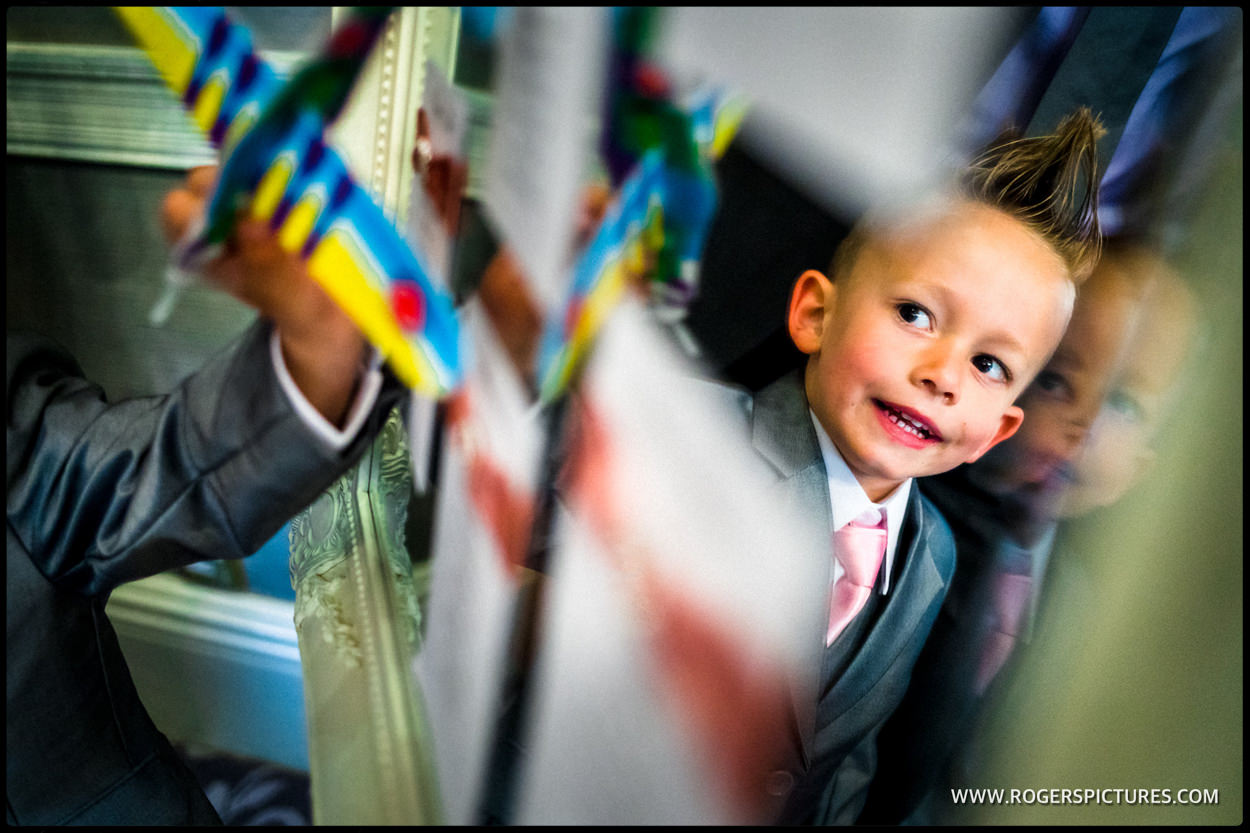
[{"x1": 815, "y1": 335, "x2": 892, "y2": 389}]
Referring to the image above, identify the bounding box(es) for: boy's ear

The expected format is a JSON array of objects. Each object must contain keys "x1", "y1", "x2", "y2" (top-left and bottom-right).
[
  {"x1": 788, "y1": 270, "x2": 834, "y2": 355},
  {"x1": 965, "y1": 404, "x2": 1025, "y2": 463}
]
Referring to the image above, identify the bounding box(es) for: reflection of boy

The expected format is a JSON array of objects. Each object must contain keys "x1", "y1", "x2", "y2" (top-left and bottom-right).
[
  {"x1": 1055, "y1": 249, "x2": 1198, "y2": 518},
  {"x1": 748, "y1": 110, "x2": 1104, "y2": 825},
  {"x1": 863, "y1": 240, "x2": 1197, "y2": 824}
]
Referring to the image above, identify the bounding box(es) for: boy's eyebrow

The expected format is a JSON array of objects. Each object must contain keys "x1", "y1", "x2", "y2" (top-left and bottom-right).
[
  {"x1": 915, "y1": 281, "x2": 1028, "y2": 357},
  {"x1": 1045, "y1": 344, "x2": 1085, "y2": 372},
  {"x1": 976, "y1": 332, "x2": 1030, "y2": 370},
  {"x1": 981, "y1": 331, "x2": 1028, "y2": 357}
]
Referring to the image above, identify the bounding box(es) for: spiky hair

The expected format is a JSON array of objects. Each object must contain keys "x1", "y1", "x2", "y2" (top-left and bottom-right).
[
  {"x1": 958, "y1": 106, "x2": 1105, "y2": 284},
  {"x1": 831, "y1": 107, "x2": 1106, "y2": 286}
]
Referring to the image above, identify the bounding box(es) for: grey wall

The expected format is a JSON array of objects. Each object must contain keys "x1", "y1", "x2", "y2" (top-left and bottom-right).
[{"x1": 7, "y1": 159, "x2": 257, "y2": 401}]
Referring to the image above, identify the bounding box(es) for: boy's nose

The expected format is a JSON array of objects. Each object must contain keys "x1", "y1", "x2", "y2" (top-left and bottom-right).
[
  {"x1": 913, "y1": 346, "x2": 961, "y2": 404},
  {"x1": 1070, "y1": 392, "x2": 1105, "y2": 433},
  {"x1": 1055, "y1": 406, "x2": 1101, "y2": 461}
]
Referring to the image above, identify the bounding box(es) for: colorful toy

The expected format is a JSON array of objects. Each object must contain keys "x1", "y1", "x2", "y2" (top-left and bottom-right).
[{"x1": 115, "y1": 7, "x2": 461, "y2": 397}]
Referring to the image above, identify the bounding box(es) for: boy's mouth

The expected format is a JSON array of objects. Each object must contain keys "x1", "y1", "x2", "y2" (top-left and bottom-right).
[{"x1": 874, "y1": 399, "x2": 943, "y2": 442}]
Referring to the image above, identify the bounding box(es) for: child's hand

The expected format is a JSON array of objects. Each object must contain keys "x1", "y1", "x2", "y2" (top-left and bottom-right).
[
  {"x1": 477, "y1": 248, "x2": 544, "y2": 382},
  {"x1": 412, "y1": 107, "x2": 469, "y2": 237},
  {"x1": 161, "y1": 166, "x2": 368, "y2": 428},
  {"x1": 160, "y1": 166, "x2": 340, "y2": 336},
  {"x1": 573, "y1": 181, "x2": 612, "y2": 249}
]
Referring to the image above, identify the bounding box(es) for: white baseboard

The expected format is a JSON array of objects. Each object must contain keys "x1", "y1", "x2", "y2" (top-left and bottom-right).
[{"x1": 106, "y1": 572, "x2": 310, "y2": 771}]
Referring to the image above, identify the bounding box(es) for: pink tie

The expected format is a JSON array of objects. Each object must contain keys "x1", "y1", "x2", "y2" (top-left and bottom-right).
[
  {"x1": 973, "y1": 570, "x2": 1033, "y2": 694},
  {"x1": 826, "y1": 511, "x2": 887, "y2": 646}
]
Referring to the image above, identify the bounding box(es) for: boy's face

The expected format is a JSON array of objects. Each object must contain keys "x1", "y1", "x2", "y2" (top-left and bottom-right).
[{"x1": 789, "y1": 202, "x2": 1073, "y2": 502}]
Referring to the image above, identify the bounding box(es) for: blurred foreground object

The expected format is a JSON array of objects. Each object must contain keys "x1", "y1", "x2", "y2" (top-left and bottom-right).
[
  {"x1": 516, "y1": 299, "x2": 827, "y2": 824},
  {"x1": 655, "y1": 7, "x2": 1019, "y2": 218}
]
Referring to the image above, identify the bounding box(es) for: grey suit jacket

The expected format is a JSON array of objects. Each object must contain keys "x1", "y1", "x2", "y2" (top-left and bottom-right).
[
  {"x1": 731, "y1": 369, "x2": 956, "y2": 825},
  {"x1": 6, "y1": 323, "x2": 403, "y2": 825}
]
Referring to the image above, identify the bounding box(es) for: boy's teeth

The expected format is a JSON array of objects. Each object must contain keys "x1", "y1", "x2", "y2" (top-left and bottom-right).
[{"x1": 887, "y1": 407, "x2": 931, "y2": 439}]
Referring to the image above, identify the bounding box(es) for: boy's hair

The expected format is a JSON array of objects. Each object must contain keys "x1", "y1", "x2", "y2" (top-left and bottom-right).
[{"x1": 832, "y1": 107, "x2": 1106, "y2": 286}]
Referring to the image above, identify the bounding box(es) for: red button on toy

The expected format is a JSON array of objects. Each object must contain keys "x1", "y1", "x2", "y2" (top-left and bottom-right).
[{"x1": 392, "y1": 283, "x2": 425, "y2": 332}]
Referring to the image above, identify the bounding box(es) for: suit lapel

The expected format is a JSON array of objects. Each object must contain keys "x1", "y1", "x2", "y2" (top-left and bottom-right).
[
  {"x1": 750, "y1": 370, "x2": 832, "y2": 528},
  {"x1": 750, "y1": 370, "x2": 831, "y2": 768}
]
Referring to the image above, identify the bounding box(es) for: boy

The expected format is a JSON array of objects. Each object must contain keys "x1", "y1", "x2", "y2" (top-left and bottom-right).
[{"x1": 752, "y1": 108, "x2": 1104, "y2": 825}]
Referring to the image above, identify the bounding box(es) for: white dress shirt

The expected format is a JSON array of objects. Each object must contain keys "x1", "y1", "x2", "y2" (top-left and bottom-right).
[
  {"x1": 269, "y1": 330, "x2": 384, "y2": 451},
  {"x1": 810, "y1": 411, "x2": 913, "y2": 594}
]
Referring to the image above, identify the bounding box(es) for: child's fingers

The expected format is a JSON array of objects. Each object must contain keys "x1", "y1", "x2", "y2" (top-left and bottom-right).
[
  {"x1": 159, "y1": 166, "x2": 220, "y2": 243},
  {"x1": 218, "y1": 218, "x2": 321, "y2": 308},
  {"x1": 232, "y1": 217, "x2": 285, "y2": 267},
  {"x1": 186, "y1": 165, "x2": 219, "y2": 199},
  {"x1": 581, "y1": 182, "x2": 612, "y2": 219},
  {"x1": 160, "y1": 187, "x2": 201, "y2": 244},
  {"x1": 478, "y1": 248, "x2": 543, "y2": 377},
  {"x1": 221, "y1": 222, "x2": 287, "y2": 294},
  {"x1": 413, "y1": 108, "x2": 432, "y2": 176},
  {"x1": 575, "y1": 182, "x2": 613, "y2": 245}
]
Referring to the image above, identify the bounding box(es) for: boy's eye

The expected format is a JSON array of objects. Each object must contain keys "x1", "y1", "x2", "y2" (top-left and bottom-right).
[
  {"x1": 897, "y1": 302, "x2": 932, "y2": 330},
  {"x1": 1033, "y1": 369, "x2": 1073, "y2": 401},
  {"x1": 972, "y1": 354, "x2": 1010, "y2": 382},
  {"x1": 1105, "y1": 389, "x2": 1145, "y2": 423}
]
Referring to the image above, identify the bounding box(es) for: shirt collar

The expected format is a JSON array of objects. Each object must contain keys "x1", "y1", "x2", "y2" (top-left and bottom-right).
[{"x1": 810, "y1": 411, "x2": 912, "y2": 594}]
